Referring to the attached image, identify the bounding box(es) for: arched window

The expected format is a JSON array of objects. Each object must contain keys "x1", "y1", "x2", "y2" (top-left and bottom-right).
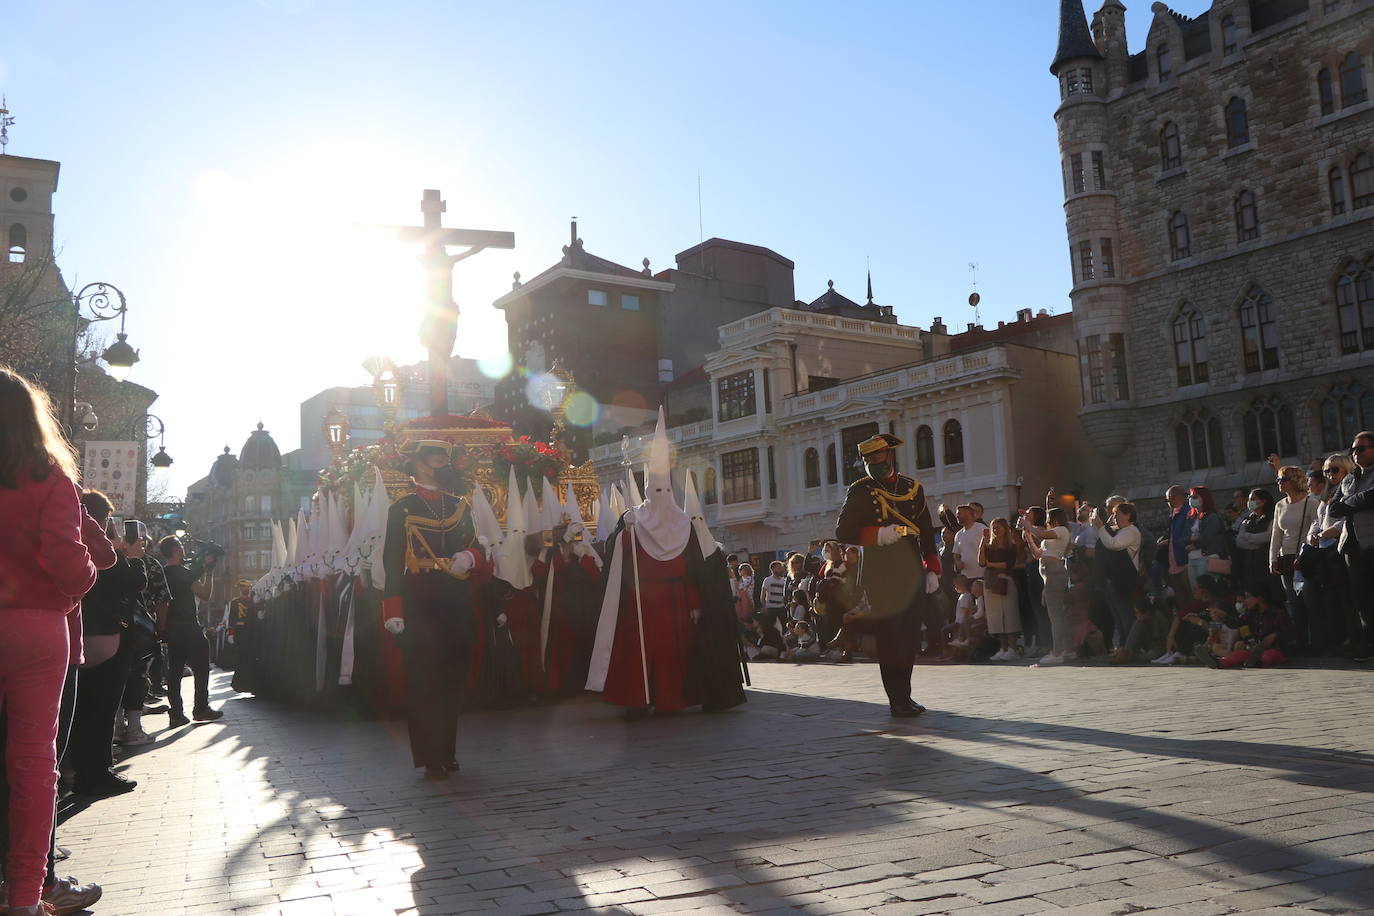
[
  {"x1": 1172, "y1": 303, "x2": 1209, "y2": 386},
  {"x1": 7, "y1": 223, "x2": 25, "y2": 264},
  {"x1": 1221, "y1": 15, "x2": 1239, "y2": 55},
  {"x1": 702, "y1": 467, "x2": 717, "y2": 505},
  {"x1": 1239, "y1": 285, "x2": 1280, "y2": 372},
  {"x1": 1352, "y1": 152, "x2": 1374, "y2": 210},
  {"x1": 803, "y1": 448, "x2": 820, "y2": 489},
  {"x1": 1160, "y1": 122, "x2": 1182, "y2": 171},
  {"x1": 1242, "y1": 396, "x2": 1297, "y2": 462},
  {"x1": 942, "y1": 420, "x2": 964, "y2": 466},
  {"x1": 1157, "y1": 44, "x2": 1173, "y2": 82},
  {"x1": 1175, "y1": 408, "x2": 1225, "y2": 472},
  {"x1": 1340, "y1": 52, "x2": 1368, "y2": 108},
  {"x1": 1336, "y1": 257, "x2": 1374, "y2": 355},
  {"x1": 1319, "y1": 68, "x2": 1335, "y2": 116},
  {"x1": 825, "y1": 444, "x2": 837, "y2": 485},
  {"x1": 915, "y1": 425, "x2": 935, "y2": 469},
  {"x1": 1234, "y1": 189, "x2": 1259, "y2": 241},
  {"x1": 1225, "y1": 97, "x2": 1250, "y2": 147},
  {"x1": 1168, "y1": 211, "x2": 1191, "y2": 260},
  {"x1": 1330, "y1": 165, "x2": 1348, "y2": 215},
  {"x1": 1320, "y1": 381, "x2": 1374, "y2": 451}
]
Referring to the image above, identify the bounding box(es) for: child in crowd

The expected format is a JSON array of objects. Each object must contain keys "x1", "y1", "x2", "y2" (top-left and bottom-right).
[
  {"x1": 734, "y1": 562, "x2": 755, "y2": 621},
  {"x1": 940, "y1": 576, "x2": 986, "y2": 663},
  {"x1": 789, "y1": 589, "x2": 813, "y2": 626},
  {"x1": 782, "y1": 621, "x2": 821, "y2": 662},
  {"x1": 743, "y1": 616, "x2": 783, "y2": 660},
  {"x1": 1212, "y1": 589, "x2": 1292, "y2": 669}
]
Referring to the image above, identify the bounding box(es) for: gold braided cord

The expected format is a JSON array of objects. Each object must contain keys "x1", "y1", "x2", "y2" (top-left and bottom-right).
[
  {"x1": 403, "y1": 499, "x2": 472, "y2": 579},
  {"x1": 873, "y1": 486, "x2": 922, "y2": 538}
]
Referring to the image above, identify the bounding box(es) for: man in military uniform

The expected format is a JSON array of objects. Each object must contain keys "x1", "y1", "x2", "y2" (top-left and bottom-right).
[
  {"x1": 222, "y1": 579, "x2": 252, "y2": 673},
  {"x1": 381, "y1": 441, "x2": 488, "y2": 780},
  {"x1": 835, "y1": 433, "x2": 942, "y2": 718}
]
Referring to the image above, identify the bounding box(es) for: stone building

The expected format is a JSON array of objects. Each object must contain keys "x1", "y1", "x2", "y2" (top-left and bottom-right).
[
  {"x1": 184, "y1": 423, "x2": 289, "y2": 611},
  {"x1": 1052, "y1": 0, "x2": 1374, "y2": 505},
  {"x1": 593, "y1": 308, "x2": 1104, "y2": 558},
  {"x1": 492, "y1": 224, "x2": 892, "y2": 457}
]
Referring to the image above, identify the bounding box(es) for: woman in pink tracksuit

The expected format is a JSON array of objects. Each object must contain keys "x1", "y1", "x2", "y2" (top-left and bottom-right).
[{"x1": 0, "y1": 367, "x2": 99, "y2": 916}]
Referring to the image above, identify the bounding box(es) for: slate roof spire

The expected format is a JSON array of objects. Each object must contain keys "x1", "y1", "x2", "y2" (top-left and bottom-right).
[{"x1": 1050, "y1": 0, "x2": 1103, "y2": 75}]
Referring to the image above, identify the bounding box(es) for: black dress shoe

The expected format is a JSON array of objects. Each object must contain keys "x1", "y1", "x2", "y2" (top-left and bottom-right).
[
  {"x1": 889, "y1": 704, "x2": 923, "y2": 718},
  {"x1": 74, "y1": 772, "x2": 138, "y2": 797},
  {"x1": 423, "y1": 765, "x2": 448, "y2": 781},
  {"x1": 443, "y1": 759, "x2": 460, "y2": 773}
]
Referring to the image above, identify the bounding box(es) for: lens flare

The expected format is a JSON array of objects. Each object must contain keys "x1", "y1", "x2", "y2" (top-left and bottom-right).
[
  {"x1": 478, "y1": 352, "x2": 513, "y2": 379},
  {"x1": 564, "y1": 391, "x2": 600, "y2": 427}
]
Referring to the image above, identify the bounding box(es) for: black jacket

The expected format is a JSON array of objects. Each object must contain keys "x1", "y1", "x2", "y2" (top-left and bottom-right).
[{"x1": 81, "y1": 555, "x2": 149, "y2": 637}]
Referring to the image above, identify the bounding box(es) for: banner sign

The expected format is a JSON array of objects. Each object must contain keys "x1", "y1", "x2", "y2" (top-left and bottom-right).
[{"x1": 83, "y1": 441, "x2": 139, "y2": 515}]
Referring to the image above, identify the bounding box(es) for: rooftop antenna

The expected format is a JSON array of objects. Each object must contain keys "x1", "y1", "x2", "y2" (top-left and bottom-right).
[
  {"x1": 0, "y1": 97, "x2": 14, "y2": 154},
  {"x1": 967, "y1": 261, "x2": 982, "y2": 326}
]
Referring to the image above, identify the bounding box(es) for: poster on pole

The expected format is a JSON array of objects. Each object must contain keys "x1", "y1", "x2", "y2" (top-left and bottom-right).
[{"x1": 83, "y1": 441, "x2": 139, "y2": 516}]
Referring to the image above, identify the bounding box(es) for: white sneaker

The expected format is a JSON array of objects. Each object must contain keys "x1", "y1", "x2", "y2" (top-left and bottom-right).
[
  {"x1": 1039, "y1": 654, "x2": 1064, "y2": 665},
  {"x1": 1150, "y1": 651, "x2": 1177, "y2": 665},
  {"x1": 991, "y1": 649, "x2": 1009, "y2": 661},
  {"x1": 43, "y1": 874, "x2": 103, "y2": 915}
]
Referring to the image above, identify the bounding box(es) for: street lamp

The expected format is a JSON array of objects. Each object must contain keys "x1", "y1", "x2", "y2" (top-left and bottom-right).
[
  {"x1": 63, "y1": 281, "x2": 139, "y2": 432},
  {"x1": 136, "y1": 413, "x2": 173, "y2": 468}
]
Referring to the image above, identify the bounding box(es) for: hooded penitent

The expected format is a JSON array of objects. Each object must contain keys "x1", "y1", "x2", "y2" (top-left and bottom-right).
[
  {"x1": 627, "y1": 409, "x2": 690, "y2": 561},
  {"x1": 497, "y1": 468, "x2": 533, "y2": 590},
  {"x1": 682, "y1": 470, "x2": 717, "y2": 561}
]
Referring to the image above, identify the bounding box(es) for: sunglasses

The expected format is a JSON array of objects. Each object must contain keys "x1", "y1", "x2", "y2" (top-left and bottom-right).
[
  {"x1": 1324, "y1": 468, "x2": 1342, "y2": 477},
  {"x1": 1354, "y1": 443, "x2": 1373, "y2": 453}
]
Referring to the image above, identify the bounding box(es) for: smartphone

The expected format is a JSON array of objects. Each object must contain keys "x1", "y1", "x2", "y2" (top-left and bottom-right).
[{"x1": 124, "y1": 519, "x2": 142, "y2": 544}]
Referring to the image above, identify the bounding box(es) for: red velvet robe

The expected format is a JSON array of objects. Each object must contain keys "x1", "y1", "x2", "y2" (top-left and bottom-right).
[{"x1": 600, "y1": 543, "x2": 700, "y2": 712}]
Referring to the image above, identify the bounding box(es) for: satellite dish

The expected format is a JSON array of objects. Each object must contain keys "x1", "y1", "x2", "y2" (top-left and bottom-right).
[{"x1": 968, "y1": 292, "x2": 981, "y2": 307}]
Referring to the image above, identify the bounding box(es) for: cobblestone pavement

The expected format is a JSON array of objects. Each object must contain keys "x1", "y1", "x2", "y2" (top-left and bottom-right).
[{"x1": 56, "y1": 660, "x2": 1374, "y2": 915}]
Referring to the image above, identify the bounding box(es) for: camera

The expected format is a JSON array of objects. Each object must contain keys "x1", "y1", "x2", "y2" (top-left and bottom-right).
[{"x1": 183, "y1": 537, "x2": 226, "y2": 575}]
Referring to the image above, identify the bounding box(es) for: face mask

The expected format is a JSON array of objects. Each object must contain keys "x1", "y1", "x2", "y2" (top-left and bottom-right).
[
  {"x1": 1247, "y1": 500, "x2": 1261, "y2": 512},
  {"x1": 1187, "y1": 496, "x2": 1201, "y2": 509},
  {"x1": 1235, "y1": 600, "x2": 1245, "y2": 612},
  {"x1": 865, "y1": 461, "x2": 892, "y2": 481}
]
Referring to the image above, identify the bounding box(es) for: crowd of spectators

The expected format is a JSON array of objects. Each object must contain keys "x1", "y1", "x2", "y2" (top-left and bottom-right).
[
  {"x1": 731, "y1": 436, "x2": 1374, "y2": 674},
  {"x1": 0, "y1": 366, "x2": 225, "y2": 915}
]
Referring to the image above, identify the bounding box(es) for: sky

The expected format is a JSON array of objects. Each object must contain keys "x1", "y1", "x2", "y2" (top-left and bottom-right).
[{"x1": 0, "y1": 0, "x2": 1203, "y2": 497}]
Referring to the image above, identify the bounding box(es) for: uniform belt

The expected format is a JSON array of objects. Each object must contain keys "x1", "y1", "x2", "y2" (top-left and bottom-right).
[{"x1": 405, "y1": 557, "x2": 470, "y2": 579}]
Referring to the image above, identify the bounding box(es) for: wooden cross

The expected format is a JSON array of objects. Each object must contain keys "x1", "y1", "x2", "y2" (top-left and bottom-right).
[{"x1": 380, "y1": 189, "x2": 514, "y2": 418}]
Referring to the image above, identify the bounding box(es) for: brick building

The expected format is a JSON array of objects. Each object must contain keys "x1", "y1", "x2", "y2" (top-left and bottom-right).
[{"x1": 1052, "y1": 0, "x2": 1374, "y2": 503}]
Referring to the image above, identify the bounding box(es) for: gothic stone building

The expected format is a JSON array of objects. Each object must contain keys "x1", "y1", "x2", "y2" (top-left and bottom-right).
[{"x1": 1052, "y1": 0, "x2": 1374, "y2": 503}]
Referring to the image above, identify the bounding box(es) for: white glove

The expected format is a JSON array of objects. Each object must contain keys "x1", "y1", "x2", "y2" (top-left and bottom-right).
[
  {"x1": 450, "y1": 551, "x2": 475, "y2": 575},
  {"x1": 571, "y1": 540, "x2": 592, "y2": 558},
  {"x1": 496, "y1": 612, "x2": 508, "y2": 627},
  {"x1": 691, "y1": 608, "x2": 702, "y2": 624},
  {"x1": 384, "y1": 617, "x2": 405, "y2": 636},
  {"x1": 477, "y1": 535, "x2": 491, "y2": 552},
  {"x1": 925, "y1": 571, "x2": 940, "y2": 595},
  {"x1": 564, "y1": 522, "x2": 585, "y2": 543},
  {"x1": 876, "y1": 524, "x2": 903, "y2": 547},
  {"x1": 227, "y1": 634, "x2": 235, "y2": 645},
  {"x1": 622, "y1": 511, "x2": 636, "y2": 527}
]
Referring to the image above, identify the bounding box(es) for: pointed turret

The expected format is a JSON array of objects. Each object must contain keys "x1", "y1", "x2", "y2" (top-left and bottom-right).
[{"x1": 1050, "y1": 0, "x2": 1103, "y2": 74}]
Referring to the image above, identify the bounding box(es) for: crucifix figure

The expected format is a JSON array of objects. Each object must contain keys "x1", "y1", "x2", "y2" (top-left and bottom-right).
[{"x1": 382, "y1": 190, "x2": 514, "y2": 418}]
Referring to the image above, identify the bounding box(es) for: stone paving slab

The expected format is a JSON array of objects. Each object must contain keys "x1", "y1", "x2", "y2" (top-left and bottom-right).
[{"x1": 53, "y1": 660, "x2": 1374, "y2": 915}]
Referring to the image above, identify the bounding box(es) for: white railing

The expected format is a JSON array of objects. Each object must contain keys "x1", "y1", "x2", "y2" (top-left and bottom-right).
[
  {"x1": 781, "y1": 347, "x2": 1011, "y2": 419},
  {"x1": 717, "y1": 307, "x2": 920, "y2": 347}
]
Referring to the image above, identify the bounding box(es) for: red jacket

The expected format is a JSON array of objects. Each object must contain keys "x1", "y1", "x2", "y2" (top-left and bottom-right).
[{"x1": 0, "y1": 469, "x2": 99, "y2": 613}]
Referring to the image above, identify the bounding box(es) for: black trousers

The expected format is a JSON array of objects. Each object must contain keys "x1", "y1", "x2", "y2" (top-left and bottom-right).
[
  {"x1": 165, "y1": 625, "x2": 210, "y2": 716},
  {"x1": 1347, "y1": 545, "x2": 1374, "y2": 654},
  {"x1": 400, "y1": 576, "x2": 474, "y2": 768},
  {"x1": 65, "y1": 638, "x2": 133, "y2": 786},
  {"x1": 873, "y1": 590, "x2": 923, "y2": 707}
]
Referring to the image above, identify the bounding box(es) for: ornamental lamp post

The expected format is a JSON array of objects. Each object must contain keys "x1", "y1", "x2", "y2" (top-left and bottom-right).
[
  {"x1": 136, "y1": 413, "x2": 174, "y2": 468},
  {"x1": 63, "y1": 281, "x2": 140, "y2": 432}
]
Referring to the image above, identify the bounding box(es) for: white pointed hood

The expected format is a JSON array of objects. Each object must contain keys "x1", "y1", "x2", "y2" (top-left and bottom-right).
[
  {"x1": 469, "y1": 482, "x2": 503, "y2": 553},
  {"x1": 366, "y1": 468, "x2": 391, "y2": 589},
  {"x1": 683, "y1": 470, "x2": 717, "y2": 560},
  {"x1": 565, "y1": 483, "x2": 585, "y2": 529},
  {"x1": 624, "y1": 462, "x2": 643, "y2": 507},
  {"x1": 286, "y1": 516, "x2": 299, "y2": 566},
  {"x1": 610, "y1": 483, "x2": 627, "y2": 519},
  {"x1": 594, "y1": 485, "x2": 612, "y2": 541},
  {"x1": 626, "y1": 409, "x2": 691, "y2": 561},
  {"x1": 540, "y1": 477, "x2": 563, "y2": 532},
  {"x1": 497, "y1": 468, "x2": 533, "y2": 589}
]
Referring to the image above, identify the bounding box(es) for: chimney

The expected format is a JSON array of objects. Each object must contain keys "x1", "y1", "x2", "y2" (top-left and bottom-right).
[
  {"x1": 931, "y1": 316, "x2": 947, "y2": 335},
  {"x1": 998, "y1": 320, "x2": 1007, "y2": 329},
  {"x1": 1017, "y1": 308, "x2": 1032, "y2": 322},
  {"x1": 968, "y1": 323, "x2": 979, "y2": 333}
]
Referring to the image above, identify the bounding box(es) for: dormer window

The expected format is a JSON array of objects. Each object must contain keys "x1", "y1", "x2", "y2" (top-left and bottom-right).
[{"x1": 1157, "y1": 45, "x2": 1173, "y2": 83}]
